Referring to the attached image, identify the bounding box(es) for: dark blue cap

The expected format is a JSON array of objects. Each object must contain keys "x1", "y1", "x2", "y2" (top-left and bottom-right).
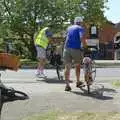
[{"x1": 45, "y1": 30, "x2": 52, "y2": 37}]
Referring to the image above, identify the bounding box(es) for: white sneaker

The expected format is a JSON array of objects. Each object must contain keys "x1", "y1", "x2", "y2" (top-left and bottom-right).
[
  {"x1": 41, "y1": 73, "x2": 47, "y2": 78},
  {"x1": 37, "y1": 73, "x2": 47, "y2": 78},
  {"x1": 35, "y1": 72, "x2": 40, "y2": 77}
]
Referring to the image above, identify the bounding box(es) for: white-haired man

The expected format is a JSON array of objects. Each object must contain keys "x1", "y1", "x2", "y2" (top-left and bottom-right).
[{"x1": 63, "y1": 17, "x2": 85, "y2": 91}]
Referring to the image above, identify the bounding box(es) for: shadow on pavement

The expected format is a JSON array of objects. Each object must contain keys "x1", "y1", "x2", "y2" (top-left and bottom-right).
[
  {"x1": 103, "y1": 88, "x2": 117, "y2": 93},
  {"x1": 71, "y1": 88, "x2": 114, "y2": 100},
  {"x1": 41, "y1": 77, "x2": 66, "y2": 84}
]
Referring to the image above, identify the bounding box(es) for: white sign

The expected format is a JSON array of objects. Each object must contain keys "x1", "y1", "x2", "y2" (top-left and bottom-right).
[
  {"x1": 91, "y1": 26, "x2": 97, "y2": 35},
  {"x1": 86, "y1": 39, "x2": 99, "y2": 46}
]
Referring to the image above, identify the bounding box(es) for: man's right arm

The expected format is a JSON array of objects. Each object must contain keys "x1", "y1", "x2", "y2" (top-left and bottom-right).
[{"x1": 79, "y1": 27, "x2": 85, "y2": 49}]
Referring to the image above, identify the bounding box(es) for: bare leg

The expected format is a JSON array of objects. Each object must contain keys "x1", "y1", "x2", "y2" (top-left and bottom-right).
[
  {"x1": 37, "y1": 58, "x2": 46, "y2": 74},
  {"x1": 75, "y1": 64, "x2": 84, "y2": 87},
  {"x1": 64, "y1": 64, "x2": 72, "y2": 91},
  {"x1": 64, "y1": 64, "x2": 71, "y2": 86},
  {"x1": 75, "y1": 64, "x2": 80, "y2": 83}
]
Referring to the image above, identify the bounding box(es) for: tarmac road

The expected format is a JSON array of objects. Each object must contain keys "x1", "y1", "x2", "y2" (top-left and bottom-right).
[{"x1": 1, "y1": 68, "x2": 120, "y2": 120}]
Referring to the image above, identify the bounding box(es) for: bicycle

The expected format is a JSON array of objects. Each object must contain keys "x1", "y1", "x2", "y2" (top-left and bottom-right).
[
  {"x1": 79, "y1": 48, "x2": 104, "y2": 95},
  {"x1": 82, "y1": 57, "x2": 96, "y2": 94},
  {"x1": 78, "y1": 48, "x2": 96, "y2": 94},
  {"x1": 46, "y1": 44, "x2": 63, "y2": 80}
]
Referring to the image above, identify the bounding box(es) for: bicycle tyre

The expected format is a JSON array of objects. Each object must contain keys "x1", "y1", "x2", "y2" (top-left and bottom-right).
[
  {"x1": 87, "y1": 84, "x2": 90, "y2": 94},
  {"x1": 86, "y1": 60, "x2": 96, "y2": 94},
  {"x1": 56, "y1": 65, "x2": 60, "y2": 80},
  {"x1": 91, "y1": 60, "x2": 96, "y2": 81},
  {"x1": 56, "y1": 65, "x2": 63, "y2": 80}
]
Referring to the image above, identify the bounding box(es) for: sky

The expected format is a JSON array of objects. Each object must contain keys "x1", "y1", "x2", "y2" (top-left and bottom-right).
[{"x1": 104, "y1": 0, "x2": 120, "y2": 24}]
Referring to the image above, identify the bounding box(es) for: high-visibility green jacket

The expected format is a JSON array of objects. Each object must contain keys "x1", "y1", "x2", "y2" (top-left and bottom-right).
[{"x1": 34, "y1": 27, "x2": 49, "y2": 49}]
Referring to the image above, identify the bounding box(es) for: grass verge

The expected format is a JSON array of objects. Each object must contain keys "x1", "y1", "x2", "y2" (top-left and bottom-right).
[
  {"x1": 112, "y1": 80, "x2": 120, "y2": 88},
  {"x1": 22, "y1": 111, "x2": 120, "y2": 120}
]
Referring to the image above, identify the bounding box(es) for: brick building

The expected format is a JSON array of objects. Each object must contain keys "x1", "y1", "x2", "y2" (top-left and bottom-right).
[
  {"x1": 53, "y1": 21, "x2": 120, "y2": 60},
  {"x1": 84, "y1": 22, "x2": 120, "y2": 60}
]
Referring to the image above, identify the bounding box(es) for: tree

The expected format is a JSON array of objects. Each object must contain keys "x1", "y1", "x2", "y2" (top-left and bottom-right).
[
  {"x1": 81, "y1": 0, "x2": 108, "y2": 27},
  {"x1": 0, "y1": 0, "x2": 108, "y2": 59}
]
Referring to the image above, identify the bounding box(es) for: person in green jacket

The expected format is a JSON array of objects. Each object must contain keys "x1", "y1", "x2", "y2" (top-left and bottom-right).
[{"x1": 34, "y1": 27, "x2": 52, "y2": 78}]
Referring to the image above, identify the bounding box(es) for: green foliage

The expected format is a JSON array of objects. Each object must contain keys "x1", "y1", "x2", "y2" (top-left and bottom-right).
[
  {"x1": 112, "y1": 80, "x2": 120, "y2": 88},
  {"x1": 82, "y1": 0, "x2": 108, "y2": 26},
  {"x1": 0, "y1": 0, "x2": 108, "y2": 59},
  {"x1": 22, "y1": 112, "x2": 120, "y2": 120}
]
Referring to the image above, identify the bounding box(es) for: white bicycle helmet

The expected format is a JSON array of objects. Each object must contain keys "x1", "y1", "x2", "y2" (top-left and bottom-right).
[{"x1": 74, "y1": 16, "x2": 83, "y2": 24}]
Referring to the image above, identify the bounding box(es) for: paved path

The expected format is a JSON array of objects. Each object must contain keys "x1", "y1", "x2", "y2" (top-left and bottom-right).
[{"x1": 1, "y1": 68, "x2": 120, "y2": 120}]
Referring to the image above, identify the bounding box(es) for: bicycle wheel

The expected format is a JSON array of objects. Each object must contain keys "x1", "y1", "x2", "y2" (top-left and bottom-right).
[
  {"x1": 87, "y1": 60, "x2": 96, "y2": 94},
  {"x1": 56, "y1": 65, "x2": 63, "y2": 80},
  {"x1": 84, "y1": 75, "x2": 91, "y2": 94},
  {"x1": 87, "y1": 83, "x2": 90, "y2": 94},
  {"x1": 91, "y1": 60, "x2": 96, "y2": 81}
]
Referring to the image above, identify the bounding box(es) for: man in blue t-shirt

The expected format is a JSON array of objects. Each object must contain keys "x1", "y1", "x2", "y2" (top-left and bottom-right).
[{"x1": 63, "y1": 17, "x2": 85, "y2": 91}]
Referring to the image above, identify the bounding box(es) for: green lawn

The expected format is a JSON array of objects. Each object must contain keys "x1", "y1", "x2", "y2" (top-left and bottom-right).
[
  {"x1": 22, "y1": 111, "x2": 120, "y2": 120},
  {"x1": 112, "y1": 80, "x2": 120, "y2": 88}
]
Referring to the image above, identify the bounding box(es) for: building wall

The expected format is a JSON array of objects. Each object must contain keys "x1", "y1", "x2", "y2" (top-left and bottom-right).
[
  {"x1": 53, "y1": 22, "x2": 120, "y2": 60},
  {"x1": 84, "y1": 22, "x2": 120, "y2": 59}
]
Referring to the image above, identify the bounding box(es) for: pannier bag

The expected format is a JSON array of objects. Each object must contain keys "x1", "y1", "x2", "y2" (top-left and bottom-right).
[{"x1": 0, "y1": 53, "x2": 20, "y2": 71}]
